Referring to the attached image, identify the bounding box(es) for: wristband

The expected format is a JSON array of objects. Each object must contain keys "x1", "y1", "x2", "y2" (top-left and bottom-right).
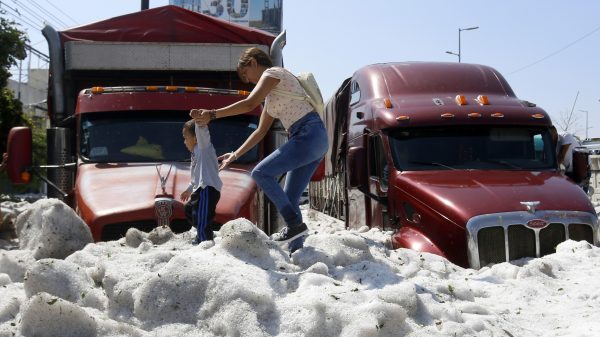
[{"x1": 209, "y1": 109, "x2": 217, "y2": 120}]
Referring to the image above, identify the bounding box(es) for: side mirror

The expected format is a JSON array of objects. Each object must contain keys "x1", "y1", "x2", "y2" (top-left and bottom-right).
[
  {"x1": 347, "y1": 146, "x2": 366, "y2": 188},
  {"x1": 7, "y1": 127, "x2": 33, "y2": 184},
  {"x1": 571, "y1": 147, "x2": 590, "y2": 184}
]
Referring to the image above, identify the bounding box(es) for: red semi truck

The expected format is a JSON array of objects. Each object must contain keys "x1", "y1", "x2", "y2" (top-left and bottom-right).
[
  {"x1": 7, "y1": 6, "x2": 289, "y2": 240},
  {"x1": 310, "y1": 62, "x2": 599, "y2": 268}
]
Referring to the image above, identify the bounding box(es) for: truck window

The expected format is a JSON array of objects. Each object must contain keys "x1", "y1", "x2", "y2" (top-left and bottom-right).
[
  {"x1": 80, "y1": 111, "x2": 260, "y2": 163},
  {"x1": 369, "y1": 134, "x2": 388, "y2": 188},
  {"x1": 387, "y1": 126, "x2": 556, "y2": 171},
  {"x1": 350, "y1": 81, "x2": 361, "y2": 105}
]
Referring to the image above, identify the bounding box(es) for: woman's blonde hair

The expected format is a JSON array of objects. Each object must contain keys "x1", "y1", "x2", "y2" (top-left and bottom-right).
[{"x1": 237, "y1": 47, "x2": 273, "y2": 80}]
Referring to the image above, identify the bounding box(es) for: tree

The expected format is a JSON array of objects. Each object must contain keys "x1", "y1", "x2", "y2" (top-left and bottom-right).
[
  {"x1": 0, "y1": 13, "x2": 44, "y2": 195},
  {"x1": 0, "y1": 12, "x2": 29, "y2": 152},
  {"x1": 554, "y1": 108, "x2": 581, "y2": 134}
]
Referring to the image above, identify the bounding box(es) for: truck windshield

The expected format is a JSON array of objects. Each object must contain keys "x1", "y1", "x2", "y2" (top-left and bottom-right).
[
  {"x1": 80, "y1": 111, "x2": 260, "y2": 163},
  {"x1": 387, "y1": 126, "x2": 556, "y2": 171}
]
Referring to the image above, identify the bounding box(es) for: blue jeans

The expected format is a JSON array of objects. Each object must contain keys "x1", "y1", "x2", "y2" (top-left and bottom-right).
[{"x1": 252, "y1": 112, "x2": 328, "y2": 227}]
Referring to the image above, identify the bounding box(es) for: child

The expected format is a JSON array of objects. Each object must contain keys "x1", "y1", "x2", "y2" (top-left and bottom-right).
[{"x1": 180, "y1": 120, "x2": 222, "y2": 245}]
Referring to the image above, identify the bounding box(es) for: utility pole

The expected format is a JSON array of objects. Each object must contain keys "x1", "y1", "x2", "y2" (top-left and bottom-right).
[{"x1": 579, "y1": 109, "x2": 589, "y2": 140}]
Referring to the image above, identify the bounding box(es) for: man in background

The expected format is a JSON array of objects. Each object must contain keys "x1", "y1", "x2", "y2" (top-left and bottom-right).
[
  {"x1": 557, "y1": 132, "x2": 580, "y2": 179},
  {"x1": 549, "y1": 126, "x2": 590, "y2": 194}
]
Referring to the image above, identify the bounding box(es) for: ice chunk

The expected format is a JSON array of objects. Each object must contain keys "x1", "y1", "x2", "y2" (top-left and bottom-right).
[
  {"x1": 24, "y1": 258, "x2": 106, "y2": 310},
  {"x1": 147, "y1": 225, "x2": 175, "y2": 245},
  {"x1": 556, "y1": 239, "x2": 594, "y2": 253},
  {"x1": 220, "y1": 218, "x2": 271, "y2": 256},
  {"x1": 0, "y1": 200, "x2": 29, "y2": 235},
  {"x1": 0, "y1": 284, "x2": 24, "y2": 325},
  {"x1": 124, "y1": 227, "x2": 148, "y2": 248},
  {"x1": 293, "y1": 232, "x2": 373, "y2": 269},
  {"x1": 15, "y1": 199, "x2": 93, "y2": 260},
  {"x1": 19, "y1": 292, "x2": 97, "y2": 337},
  {"x1": 0, "y1": 273, "x2": 10, "y2": 286},
  {"x1": 377, "y1": 282, "x2": 419, "y2": 315},
  {"x1": 0, "y1": 250, "x2": 35, "y2": 282}
]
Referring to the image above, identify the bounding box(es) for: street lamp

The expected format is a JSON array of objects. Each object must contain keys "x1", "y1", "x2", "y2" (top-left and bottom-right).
[
  {"x1": 580, "y1": 109, "x2": 589, "y2": 140},
  {"x1": 445, "y1": 50, "x2": 459, "y2": 59},
  {"x1": 446, "y1": 26, "x2": 479, "y2": 62}
]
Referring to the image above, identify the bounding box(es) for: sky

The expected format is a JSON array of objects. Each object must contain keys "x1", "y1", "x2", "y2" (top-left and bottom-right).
[
  {"x1": 4, "y1": 0, "x2": 600, "y2": 138},
  {"x1": 1, "y1": 198, "x2": 600, "y2": 336}
]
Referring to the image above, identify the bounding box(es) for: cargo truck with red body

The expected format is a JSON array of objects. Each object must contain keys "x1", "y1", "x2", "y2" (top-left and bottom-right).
[
  {"x1": 7, "y1": 6, "x2": 289, "y2": 240},
  {"x1": 310, "y1": 62, "x2": 599, "y2": 268}
]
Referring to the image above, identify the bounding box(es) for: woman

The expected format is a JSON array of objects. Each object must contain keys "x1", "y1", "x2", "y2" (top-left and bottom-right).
[{"x1": 190, "y1": 47, "x2": 328, "y2": 243}]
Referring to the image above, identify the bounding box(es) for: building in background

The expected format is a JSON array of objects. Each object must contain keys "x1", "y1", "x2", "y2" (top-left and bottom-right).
[
  {"x1": 8, "y1": 69, "x2": 49, "y2": 129},
  {"x1": 170, "y1": 0, "x2": 282, "y2": 35}
]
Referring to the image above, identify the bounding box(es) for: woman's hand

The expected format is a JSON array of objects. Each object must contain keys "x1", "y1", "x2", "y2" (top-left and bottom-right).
[
  {"x1": 218, "y1": 152, "x2": 236, "y2": 171},
  {"x1": 190, "y1": 109, "x2": 211, "y2": 126}
]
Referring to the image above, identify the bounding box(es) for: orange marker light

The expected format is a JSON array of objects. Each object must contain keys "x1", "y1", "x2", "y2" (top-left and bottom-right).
[
  {"x1": 238, "y1": 90, "x2": 250, "y2": 96},
  {"x1": 91, "y1": 87, "x2": 104, "y2": 94},
  {"x1": 468, "y1": 112, "x2": 482, "y2": 118},
  {"x1": 491, "y1": 112, "x2": 504, "y2": 118},
  {"x1": 477, "y1": 95, "x2": 489, "y2": 105},
  {"x1": 20, "y1": 171, "x2": 31, "y2": 183},
  {"x1": 441, "y1": 113, "x2": 455, "y2": 118},
  {"x1": 384, "y1": 98, "x2": 393, "y2": 108},
  {"x1": 455, "y1": 95, "x2": 467, "y2": 106},
  {"x1": 146, "y1": 86, "x2": 158, "y2": 91},
  {"x1": 184, "y1": 87, "x2": 197, "y2": 93},
  {"x1": 531, "y1": 113, "x2": 545, "y2": 119},
  {"x1": 396, "y1": 115, "x2": 410, "y2": 121},
  {"x1": 165, "y1": 86, "x2": 178, "y2": 92}
]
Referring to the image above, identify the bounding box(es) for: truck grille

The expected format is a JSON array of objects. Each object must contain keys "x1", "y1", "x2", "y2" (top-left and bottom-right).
[{"x1": 467, "y1": 211, "x2": 598, "y2": 268}]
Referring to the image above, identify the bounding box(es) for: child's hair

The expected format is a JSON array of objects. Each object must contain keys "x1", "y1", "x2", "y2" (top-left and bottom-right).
[
  {"x1": 184, "y1": 119, "x2": 196, "y2": 136},
  {"x1": 237, "y1": 47, "x2": 273, "y2": 78}
]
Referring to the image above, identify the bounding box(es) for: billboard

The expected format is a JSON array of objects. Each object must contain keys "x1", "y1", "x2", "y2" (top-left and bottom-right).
[{"x1": 171, "y1": 0, "x2": 282, "y2": 35}]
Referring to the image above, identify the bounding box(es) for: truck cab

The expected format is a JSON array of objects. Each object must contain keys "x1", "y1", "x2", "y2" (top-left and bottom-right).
[
  {"x1": 312, "y1": 62, "x2": 598, "y2": 268},
  {"x1": 72, "y1": 86, "x2": 266, "y2": 240}
]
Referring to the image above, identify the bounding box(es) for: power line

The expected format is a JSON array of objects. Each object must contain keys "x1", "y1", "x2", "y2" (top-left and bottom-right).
[
  {"x1": 508, "y1": 24, "x2": 600, "y2": 75},
  {"x1": 2, "y1": 11, "x2": 36, "y2": 31},
  {"x1": 1, "y1": 4, "x2": 43, "y2": 31},
  {"x1": 30, "y1": 39, "x2": 46, "y2": 47},
  {"x1": 25, "y1": 43, "x2": 49, "y2": 62},
  {"x1": 11, "y1": 0, "x2": 64, "y2": 30},
  {"x1": 43, "y1": 0, "x2": 78, "y2": 26},
  {"x1": 9, "y1": 0, "x2": 47, "y2": 25},
  {"x1": 24, "y1": 0, "x2": 69, "y2": 28}
]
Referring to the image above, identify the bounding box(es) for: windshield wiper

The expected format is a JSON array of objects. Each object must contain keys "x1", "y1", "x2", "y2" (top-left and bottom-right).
[
  {"x1": 408, "y1": 161, "x2": 456, "y2": 170},
  {"x1": 479, "y1": 159, "x2": 522, "y2": 169}
]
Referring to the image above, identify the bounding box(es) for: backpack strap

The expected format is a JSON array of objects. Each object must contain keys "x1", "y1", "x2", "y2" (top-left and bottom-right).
[
  {"x1": 269, "y1": 67, "x2": 311, "y2": 101},
  {"x1": 270, "y1": 87, "x2": 310, "y2": 102},
  {"x1": 269, "y1": 67, "x2": 323, "y2": 115}
]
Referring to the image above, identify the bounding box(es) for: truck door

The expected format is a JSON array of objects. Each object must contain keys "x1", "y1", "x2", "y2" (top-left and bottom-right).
[{"x1": 367, "y1": 133, "x2": 389, "y2": 229}]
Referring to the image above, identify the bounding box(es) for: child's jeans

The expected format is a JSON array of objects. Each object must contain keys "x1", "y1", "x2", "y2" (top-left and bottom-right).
[
  {"x1": 251, "y1": 112, "x2": 328, "y2": 227},
  {"x1": 185, "y1": 186, "x2": 220, "y2": 241}
]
